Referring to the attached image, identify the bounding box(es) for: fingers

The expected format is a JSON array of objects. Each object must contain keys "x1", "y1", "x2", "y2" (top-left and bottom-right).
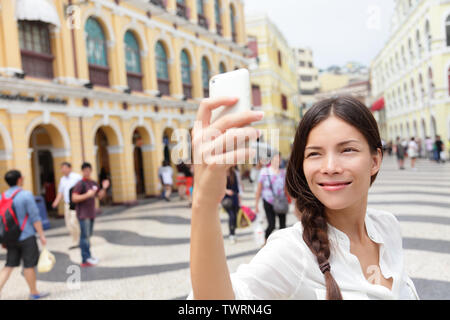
[
  {"x1": 205, "y1": 148, "x2": 257, "y2": 168},
  {"x1": 204, "y1": 127, "x2": 260, "y2": 155},
  {"x1": 195, "y1": 97, "x2": 239, "y2": 127},
  {"x1": 210, "y1": 110, "x2": 264, "y2": 133}
]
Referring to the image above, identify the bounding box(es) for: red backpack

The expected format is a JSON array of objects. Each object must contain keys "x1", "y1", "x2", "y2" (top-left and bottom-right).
[{"x1": 0, "y1": 189, "x2": 28, "y2": 244}]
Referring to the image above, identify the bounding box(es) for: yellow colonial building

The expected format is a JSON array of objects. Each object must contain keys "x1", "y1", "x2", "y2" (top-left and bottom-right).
[
  {"x1": 0, "y1": 0, "x2": 249, "y2": 213},
  {"x1": 370, "y1": 0, "x2": 450, "y2": 149},
  {"x1": 246, "y1": 14, "x2": 300, "y2": 159}
]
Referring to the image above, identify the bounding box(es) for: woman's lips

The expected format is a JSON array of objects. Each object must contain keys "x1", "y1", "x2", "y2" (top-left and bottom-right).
[{"x1": 318, "y1": 181, "x2": 352, "y2": 191}]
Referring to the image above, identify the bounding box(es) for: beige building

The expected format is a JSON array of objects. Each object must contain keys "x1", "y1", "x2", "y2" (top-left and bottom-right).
[
  {"x1": 370, "y1": 0, "x2": 450, "y2": 149},
  {"x1": 0, "y1": 0, "x2": 249, "y2": 214},
  {"x1": 293, "y1": 47, "x2": 319, "y2": 115},
  {"x1": 246, "y1": 14, "x2": 300, "y2": 158}
]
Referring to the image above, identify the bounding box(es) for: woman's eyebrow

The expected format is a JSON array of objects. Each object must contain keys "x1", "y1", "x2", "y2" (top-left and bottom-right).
[{"x1": 305, "y1": 139, "x2": 361, "y2": 150}]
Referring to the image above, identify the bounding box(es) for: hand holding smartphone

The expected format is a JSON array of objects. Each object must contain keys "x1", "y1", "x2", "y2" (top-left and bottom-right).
[{"x1": 209, "y1": 68, "x2": 252, "y2": 125}]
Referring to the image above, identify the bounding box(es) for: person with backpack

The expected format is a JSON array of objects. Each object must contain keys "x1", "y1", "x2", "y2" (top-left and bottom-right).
[
  {"x1": 51, "y1": 162, "x2": 81, "y2": 249},
  {"x1": 71, "y1": 162, "x2": 109, "y2": 268},
  {"x1": 0, "y1": 170, "x2": 49, "y2": 300}
]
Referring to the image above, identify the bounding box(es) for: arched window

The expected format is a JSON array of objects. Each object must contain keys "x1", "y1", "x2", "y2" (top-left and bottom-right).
[
  {"x1": 156, "y1": 41, "x2": 170, "y2": 96},
  {"x1": 230, "y1": 4, "x2": 237, "y2": 42},
  {"x1": 176, "y1": 0, "x2": 188, "y2": 19},
  {"x1": 124, "y1": 31, "x2": 142, "y2": 92},
  {"x1": 425, "y1": 20, "x2": 431, "y2": 51},
  {"x1": 181, "y1": 50, "x2": 192, "y2": 99},
  {"x1": 411, "y1": 78, "x2": 416, "y2": 101},
  {"x1": 85, "y1": 17, "x2": 109, "y2": 86},
  {"x1": 428, "y1": 67, "x2": 434, "y2": 98},
  {"x1": 418, "y1": 73, "x2": 424, "y2": 98},
  {"x1": 197, "y1": 0, "x2": 208, "y2": 29},
  {"x1": 219, "y1": 62, "x2": 226, "y2": 74},
  {"x1": 408, "y1": 38, "x2": 414, "y2": 61},
  {"x1": 446, "y1": 15, "x2": 450, "y2": 46},
  {"x1": 18, "y1": 20, "x2": 54, "y2": 79},
  {"x1": 416, "y1": 30, "x2": 422, "y2": 58},
  {"x1": 215, "y1": 0, "x2": 222, "y2": 35},
  {"x1": 404, "y1": 83, "x2": 409, "y2": 106},
  {"x1": 201, "y1": 57, "x2": 210, "y2": 97}
]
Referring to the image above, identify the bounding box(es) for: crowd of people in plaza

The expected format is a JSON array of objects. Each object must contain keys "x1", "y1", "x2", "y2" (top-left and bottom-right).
[{"x1": 389, "y1": 135, "x2": 447, "y2": 170}]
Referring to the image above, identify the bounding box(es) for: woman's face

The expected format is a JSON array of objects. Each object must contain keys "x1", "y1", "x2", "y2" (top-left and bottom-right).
[{"x1": 303, "y1": 116, "x2": 382, "y2": 211}]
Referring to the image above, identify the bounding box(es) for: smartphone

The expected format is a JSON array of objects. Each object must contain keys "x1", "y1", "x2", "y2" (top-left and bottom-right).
[{"x1": 209, "y1": 68, "x2": 251, "y2": 124}]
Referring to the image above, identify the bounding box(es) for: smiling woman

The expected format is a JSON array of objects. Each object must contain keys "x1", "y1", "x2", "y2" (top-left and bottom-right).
[{"x1": 189, "y1": 95, "x2": 420, "y2": 300}]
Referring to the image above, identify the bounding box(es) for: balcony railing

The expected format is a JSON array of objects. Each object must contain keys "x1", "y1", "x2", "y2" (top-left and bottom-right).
[
  {"x1": 197, "y1": 14, "x2": 208, "y2": 29},
  {"x1": 183, "y1": 84, "x2": 192, "y2": 99},
  {"x1": 127, "y1": 72, "x2": 143, "y2": 92},
  {"x1": 21, "y1": 50, "x2": 54, "y2": 79},
  {"x1": 176, "y1": 2, "x2": 189, "y2": 19},
  {"x1": 150, "y1": 0, "x2": 166, "y2": 9},
  {"x1": 158, "y1": 78, "x2": 170, "y2": 96},
  {"x1": 88, "y1": 64, "x2": 110, "y2": 87}
]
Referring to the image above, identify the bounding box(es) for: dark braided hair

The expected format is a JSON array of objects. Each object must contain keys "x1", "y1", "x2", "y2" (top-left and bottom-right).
[{"x1": 285, "y1": 96, "x2": 383, "y2": 300}]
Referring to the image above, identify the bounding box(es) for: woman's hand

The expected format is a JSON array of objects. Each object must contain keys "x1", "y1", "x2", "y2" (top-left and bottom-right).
[
  {"x1": 190, "y1": 97, "x2": 263, "y2": 300},
  {"x1": 225, "y1": 189, "x2": 234, "y2": 196},
  {"x1": 191, "y1": 97, "x2": 263, "y2": 209}
]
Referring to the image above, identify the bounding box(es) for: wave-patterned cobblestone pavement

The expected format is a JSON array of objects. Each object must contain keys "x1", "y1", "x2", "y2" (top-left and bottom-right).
[{"x1": 0, "y1": 156, "x2": 448, "y2": 299}]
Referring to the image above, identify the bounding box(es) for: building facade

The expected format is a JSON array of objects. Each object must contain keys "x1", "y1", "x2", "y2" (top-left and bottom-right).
[
  {"x1": 246, "y1": 14, "x2": 299, "y2": 159},
  {"x1": 370, "y1": 0, "x2": 450, "y2": 149},
  {"x1": 0, "y1": 0, "x2": 249, "y2": 213},
  {"x1": 293, "y1": 47, "x2": 319, "y2": 116}
]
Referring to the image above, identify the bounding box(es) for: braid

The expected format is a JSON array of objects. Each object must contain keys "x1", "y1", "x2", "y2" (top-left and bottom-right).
[{"x1": 299, "y1": 202, "x2": 343, "y2": 300}]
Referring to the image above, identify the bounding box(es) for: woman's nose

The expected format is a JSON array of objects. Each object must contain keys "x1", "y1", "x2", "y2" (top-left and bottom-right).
[{"x1": 320, "y1": 154, "x2": 343, "y2": 174}]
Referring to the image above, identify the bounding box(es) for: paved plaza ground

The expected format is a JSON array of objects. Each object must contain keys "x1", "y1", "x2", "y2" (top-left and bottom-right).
[{"x1": 1, "y1": 155, "x2": 449, "y2": 300}]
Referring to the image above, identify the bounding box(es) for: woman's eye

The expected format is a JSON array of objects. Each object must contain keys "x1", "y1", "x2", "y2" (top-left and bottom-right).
[
  {"x1": 343, "y1": 148, "x2": 356, "y2": 153},
  {"x1": 306, "y1": 152, "x2": 319, "y2": 158}
]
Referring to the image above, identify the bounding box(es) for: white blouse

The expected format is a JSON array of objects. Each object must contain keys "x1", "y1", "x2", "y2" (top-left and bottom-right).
[{"x1": 188, "y1": 208, "x2": 420, "y2": 300}]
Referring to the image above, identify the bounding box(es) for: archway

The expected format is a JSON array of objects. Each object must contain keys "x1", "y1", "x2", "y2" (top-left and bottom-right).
[
  {"x1": 94, "y1": 125, "x2": 123, "y2": 205},
  {"x1": 28, "y1": 124, "x2": 67, "y2": 216}
]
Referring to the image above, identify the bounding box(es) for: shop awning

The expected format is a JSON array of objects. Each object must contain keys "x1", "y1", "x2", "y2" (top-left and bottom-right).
[
  {"x1": 371, "y1": 97, "x2": 385, "y2": 112},
  {"x1": 15, "y1": 0, "x2": 61, "y2": 27}
]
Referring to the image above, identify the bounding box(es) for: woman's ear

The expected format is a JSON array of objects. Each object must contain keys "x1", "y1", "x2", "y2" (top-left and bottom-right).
[{"x1": 370, "y1": 148, "x2": 383, "y2": 176}]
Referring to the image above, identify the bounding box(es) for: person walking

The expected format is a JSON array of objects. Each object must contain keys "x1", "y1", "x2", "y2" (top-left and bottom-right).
[
  {"x1": 425, "y1": 136, "x2": 433, "y2": 160},
  {"x1": 407, "y1": 137, "x2": 419, "y2": 170},
  {"x1": 188, "y1": 95, "x2": 419, "y2": 300},
  {"x1": 71, "y1": 162, "x2": 109, "y2": 267},
  {"x1": 0, "y1": 170, "x2": 49, "y2": 300},
  {"x1": 51, "y1": 162, "x2": 82, "y2": 249},
  {"x1": 254, "y1": 152, "x2": 288, "y2": 242},
  {"x1": 158, "y1": 160, "x2": 173, "y2": 201},
  {"x1": 395, "y1": 137, "x2": 405, "y2": 170},
  {"x1": 434, "y1": 135, "x2": 444, "y2": 163},
  {"x1": 222, "y1": 166, "x2": 241, "y2": 244}
]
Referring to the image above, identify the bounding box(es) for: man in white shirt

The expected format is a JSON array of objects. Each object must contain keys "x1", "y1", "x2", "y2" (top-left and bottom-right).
[
  {"x1": 158, "y1": 160, "x2": 173, "y2": 201},
  {"x1": 52, "y1": 162, "x2": 82, "y2": 249}
]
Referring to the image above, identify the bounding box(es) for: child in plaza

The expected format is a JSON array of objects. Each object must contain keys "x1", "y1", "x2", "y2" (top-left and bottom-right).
[
  {"x1": 189, "y1": 95, "x2": 419, "y2": 300},
  {"x1": 72, "y1": 162, "x2": 109, "y2": 268}
]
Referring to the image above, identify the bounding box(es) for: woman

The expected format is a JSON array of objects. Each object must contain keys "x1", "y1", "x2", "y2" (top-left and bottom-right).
[
  {"x1": 254, "y1": 152, "x2": 288, "y2": 241},
  {"x1": 189, "y1": 95, "x2": 419, "y2": 300},
  {"x1": 222, "y1": 166, "x2": 241, "y2": 244},
  {"x1": 407, "y1": 137, "x2": 418, "y2": 170}
]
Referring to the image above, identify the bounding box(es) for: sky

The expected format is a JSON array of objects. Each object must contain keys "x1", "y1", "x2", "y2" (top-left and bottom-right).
[{"x1": 244, "y1": 0, "x2": 396, "y2": 70}]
